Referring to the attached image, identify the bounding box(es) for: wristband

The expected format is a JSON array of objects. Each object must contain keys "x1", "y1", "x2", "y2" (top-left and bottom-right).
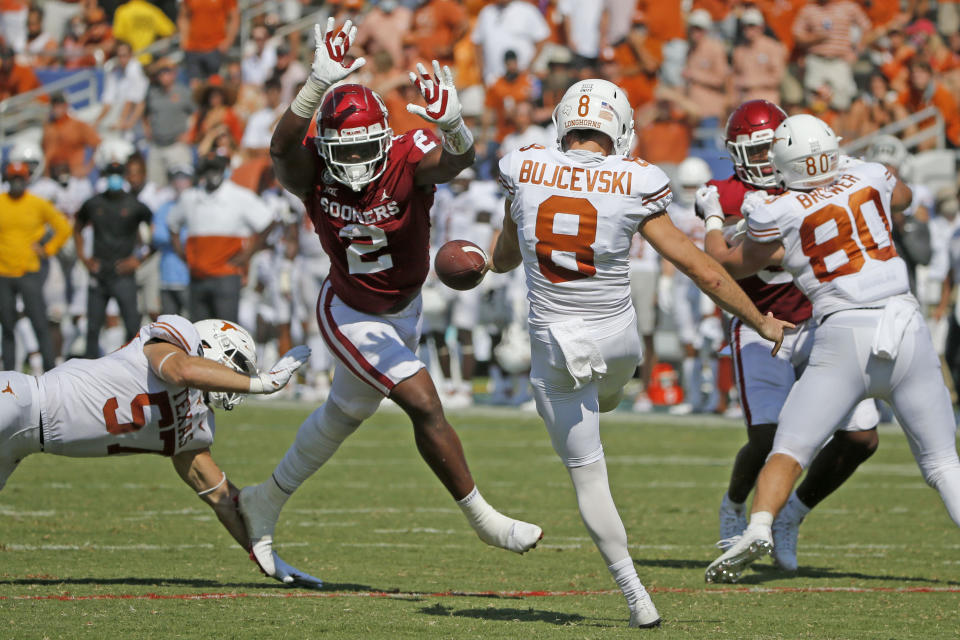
[
  {"x1": 705, "y1": 217, "x2": 724, "y2": 233},
  {"x1": 249, "y1": 374, "x2": 266, "y2": 394},
  {"x1": 197, "y1": 472, "x2": 227, "y2": 496},
  {"x1": 291, "y1": 75, "x2": 329, "y2": 119},
  {"x1": 441, "y1": 118, "x2": 474, "y2": 155}
]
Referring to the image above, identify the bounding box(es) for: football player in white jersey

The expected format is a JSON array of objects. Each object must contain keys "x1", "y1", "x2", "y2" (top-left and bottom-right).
[
  {"x1": 490, "y1": 79, "x2": 794, "y2": 627},
  {"x1": 0, "y1": 315, "x2": 317, "y2": 586},
  {"x1": 704, "y1": 114, "x2": 960, "y2": 583}
]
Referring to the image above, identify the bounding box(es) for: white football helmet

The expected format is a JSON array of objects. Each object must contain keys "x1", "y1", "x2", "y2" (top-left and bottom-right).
[
  {"x1": 864, "y1": 134, "x2": 908, "y2": 170},
  {"x1": 194, "y1": 319, "x2": 259, "y2": 410},
  {"x1": 552, "y1": 79, "x2": 634, "y2": 155},
  {"x1": 675, "y1": 156, "x2": 712, "y2": 206},
  {"x1": 769, "y1": 114, "x2": 840, "y2": 190},
  {"x1": 94, "y1": 137, "x2": 135, "y2": 170},
  {"x1": 8, "y1": 140, "x2": 45, "y2": 183}
]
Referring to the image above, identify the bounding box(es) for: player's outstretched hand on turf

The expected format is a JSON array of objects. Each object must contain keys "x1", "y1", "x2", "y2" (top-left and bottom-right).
[
  {"x1": 311, "y1": 17, "x2": 365, "y2": 88},
  {"x1": 757, "y1": 312, "x2": 795, "y2": 357},
  {"x1": 249, "y1": 345, "x2": 311, "y2": 394},
  {"x1": 406, "y1": 60, "x2": 462, "y2": 131}
]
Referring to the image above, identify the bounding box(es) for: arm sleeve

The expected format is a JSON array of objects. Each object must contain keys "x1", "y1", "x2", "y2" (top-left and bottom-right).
[
  {"x1": 138, "y1": 201, "x2": 153, "y2": 225},
  {"x1": 243, "y1": 192, "x2": 275, "y2": 233},
  {"x1": 633, "y1": 163, "x2": 673, "y2": 220},
  {"x1": 166, "y1": 200, "x2": 184, "y2": 233}
]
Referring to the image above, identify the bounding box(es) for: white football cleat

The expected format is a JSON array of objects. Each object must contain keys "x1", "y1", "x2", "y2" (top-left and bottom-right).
[
  {"x1": 771, "y1": 510, "x2": 803, "y2": 571},
  {"x1": 239, "y1": 484, "x2": 283, "y2": 578},
  {"x1": 717, "y1": 495, "x2": 747, "y2": 551},
  {"x1": 628, "y1": 589, "x2": 662, "y2": 628},
  {"x1": 704, "y1": 526, "x2": 772, "y2": 584}
]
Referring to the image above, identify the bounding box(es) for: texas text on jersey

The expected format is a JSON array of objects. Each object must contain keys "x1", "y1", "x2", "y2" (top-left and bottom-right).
[
  {"x1": 37, "y1": 314, "x2": 214, "y2": 457},
  {"x1": 305, "y1": 128, "x2": 441, "y2": 314},
  {"x1": 708, "y1": 174, "x2": 812, "y2": 325}
]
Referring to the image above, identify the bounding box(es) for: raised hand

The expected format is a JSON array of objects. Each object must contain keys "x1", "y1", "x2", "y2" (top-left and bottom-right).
[
  {"x1": 310, "y1": 17, "x2": 365, "y2": 88},
  {"x1": 406, "y1": 60, "x2": 463, "y2": 131},
  {"x1": 695, "y1": 184, "x2": 722, "y2": 222}
]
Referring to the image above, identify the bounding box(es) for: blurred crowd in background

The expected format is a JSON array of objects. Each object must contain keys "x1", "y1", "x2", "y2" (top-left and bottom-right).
[{"x1": 1, "y1": 0, "x2": 960, "y2": 413}]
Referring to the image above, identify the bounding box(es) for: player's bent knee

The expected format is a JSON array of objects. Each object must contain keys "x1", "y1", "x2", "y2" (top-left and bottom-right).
[
  {"x1": 746, "y1": 424, "x2": 777, "y2": 453},
  {"x1": 835, "y1": 428, "x2": 879, "y2": 461},
  {"x1": 319, "y1": 401, "x2": 364, "y2": 442},
  {"x1": 598, "y1": 391, "x2": 623, "y2": 413},
  {"x1": 917, "y1": 452, "x2": 960, "y2": 489}
]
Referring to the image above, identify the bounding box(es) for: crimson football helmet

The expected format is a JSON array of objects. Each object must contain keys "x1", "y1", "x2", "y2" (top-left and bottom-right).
[
  {"x1": 725, "y1": 99, "x2": 787, "y2": 188},
  {"x1": 314, "y1": 84, "x2": 393, "y2": 191}
]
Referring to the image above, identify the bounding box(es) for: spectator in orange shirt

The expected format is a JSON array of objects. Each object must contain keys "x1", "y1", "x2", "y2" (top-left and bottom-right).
[
  {"x1": 844, "y1": 71, "x2": 908, "y2": 138},
  {"x1": 482, "y1": 50, "x2": 541, "y2": 143},
  {"x1": 0, "y1": 44, "x2": 40, "y2": 101},
  {"x1": 634, "y1": 86, "x2": 700, "y2": 174},
  {"x1": 601, "y1": 19, "x2": 660, "y2": 110},
  {"x1": 635, "y1": 0, "x2": 685, "y2": 86},
  {"x1": 411, "y1": 0, "x2": 469, "y2": 68},
  {"x1": 185, "y1": 79, "x2": 244, "y2": 150},
  {"x1": 682, "y1": 9, "x2": 730, "y2": 123},
  {"x1": 178, "y1": 0, "x2": 238, "y2": 86},
  {"x1": 42, "y1": 93, "x2": 101, "y2": 177},
  {"x1": 61, "y1": 5, "x2": 114, "y2": 69},
  {"x1": 899, "y1": 58, "x2": 960, "y2": 149},
  {"x1": 732, "y1": 8, "x2": 786, "y2": 105},
  {"x1": 354, "y1": 0, "x2": 412, "y2": 66}
]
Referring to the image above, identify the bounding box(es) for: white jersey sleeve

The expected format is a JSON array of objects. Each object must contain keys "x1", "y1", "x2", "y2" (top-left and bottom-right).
[
  {"x1": 499, "y1": 145, "x2": 672, "y2": 329},
  {"x1": 37, "y1": 315, "x2": 215, "y2": 458},
  {"x1": 755, "y1": 162, "x2": 909, "y2": 322}
]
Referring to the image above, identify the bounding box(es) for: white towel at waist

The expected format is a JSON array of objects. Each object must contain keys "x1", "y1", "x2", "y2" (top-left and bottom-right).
[
  {"x1": 548, "y1": 318, "x2": 607, "y2": 389},
  {"x1": 871, "y1": 295, "x2": 920, "y2": 360}
]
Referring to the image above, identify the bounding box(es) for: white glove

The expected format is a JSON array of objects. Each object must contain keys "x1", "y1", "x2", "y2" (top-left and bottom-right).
[
  {"x1": 406, "y1": 60, "x2": 462, "y2": 130},
  {"x1": 695, "y1": 185, "x2": 723, "y2": 222},
  {"x1": 740, "y1": 190, "x2": 768, "y2": 219},
  {"x1": 722, "y1": 218, "x2": 748, "y2": 245},
  {"x1": 249, "y1": 345, "x2": 311, "y2": 394},
  {"x1": 290, "y1": 18, "x2": 366, "y2": 118}
]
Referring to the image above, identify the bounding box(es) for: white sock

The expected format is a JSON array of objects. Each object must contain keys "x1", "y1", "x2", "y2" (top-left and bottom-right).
[
  {"x1": 748, "y1": 510, "x2": 774, "y2": 531},
  {"x1": 457, "y1": 486, "x2": 538, "y2": 552},
  {"x1": 568, "y1": 459, "x2": 631, "y2": 565},
  {"x1": 272, "y1": 401, "x2": 362, "y2": 493},
  {"x1": 608, "y1": 557, "x2": 647, "y2": 608}
]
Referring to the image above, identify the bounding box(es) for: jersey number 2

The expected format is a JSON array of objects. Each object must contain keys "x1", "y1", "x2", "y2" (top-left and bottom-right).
[
  {"x1": 800, "y1": 186, "x2": 896, "y2": 282},
  {"x1": 103, "y1": 392, "x2": 176, "y2": 456},
  {"x1": 339, "y1": 224, "x2": 393, "y2": 274},
  {"x1": 535, "y1": 195, "x2": 597, "y2": 283}
]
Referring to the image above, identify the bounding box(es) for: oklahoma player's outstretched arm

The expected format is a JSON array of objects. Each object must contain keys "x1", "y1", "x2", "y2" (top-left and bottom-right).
[
  {"x1": 406, "y1": 60, "x2": 476, "y2": 185},
  {"x1": 143, "y1": 339, "x2": 310, "y2": 396},
  {"x1": 640, "y1": 211, "x2": 793, "y2": 355},
  {"x1": 270, "y1": 18, "x2": 366, "y2": 199}
]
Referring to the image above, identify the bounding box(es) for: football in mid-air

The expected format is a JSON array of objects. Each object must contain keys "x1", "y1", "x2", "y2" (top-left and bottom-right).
[{"x1": 435, "y1": 240, "x2": 488, "y2": 290}]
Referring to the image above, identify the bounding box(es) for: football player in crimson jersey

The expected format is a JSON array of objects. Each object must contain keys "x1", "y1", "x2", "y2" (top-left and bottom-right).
[
  {"x1": 239, "y1": 19, "x2": 543, "y2": 583},
  {"x1": 698, "y1": 100, "x2": 881, "y2": 571},
  {"x1": 0, "y1": 316, "x2": 319, "y2": 586}
]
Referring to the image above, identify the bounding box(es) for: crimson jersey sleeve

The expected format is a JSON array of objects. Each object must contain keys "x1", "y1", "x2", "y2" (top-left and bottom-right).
[{"x1": 707, "y1": 175, "x2": 751, "y2": 219}]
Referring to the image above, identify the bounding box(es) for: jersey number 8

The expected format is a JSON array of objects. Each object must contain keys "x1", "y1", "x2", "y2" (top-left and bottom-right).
[{"x1": 534, "y1": 195, "x2": 598, "y2": 283}]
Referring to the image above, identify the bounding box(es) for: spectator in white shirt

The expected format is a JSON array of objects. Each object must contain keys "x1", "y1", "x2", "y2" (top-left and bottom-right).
[
  {"x1": 558, "y1": 0, "x2": 608, "y2": 69},
  {"x1": 498, "y1": 100, "x2": 555, "y2": 156},
  {"x1": 241, "y1": 78, "x2": 283, "y2": 155},
  {"x1": 472, "y1": 0, "x2": 550, "y2": 86},
  {"x1": 95, "y1": 41, "x2": 150, "y2": 136},
  {"x1": 241, "y1": 24, "x2": 277, "y2": 88}
]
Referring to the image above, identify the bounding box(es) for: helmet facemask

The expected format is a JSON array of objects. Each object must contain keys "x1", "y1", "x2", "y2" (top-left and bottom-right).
[
  {"x1": 727, "y1": 129, "x2": 778, "y2": 188},
  {"x1": 316, "y1": 130, "x2": 393, "y2": 191},
  {"x1": 193, "y1": 319, "x2": 258, "y2": 411}
]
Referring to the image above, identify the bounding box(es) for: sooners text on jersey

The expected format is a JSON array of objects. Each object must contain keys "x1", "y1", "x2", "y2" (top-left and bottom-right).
[
  {"x1": 708, "y1": 174, "x2": 812, "y2": 324},
  {"x1": 306, "y1": 129, "x2": 440, "y2": 314}
]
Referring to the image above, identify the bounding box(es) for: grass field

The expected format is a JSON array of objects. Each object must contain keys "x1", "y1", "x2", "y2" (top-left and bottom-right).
[{"x1": 2, "y1": 401, "x2": 959, "y2": 639}]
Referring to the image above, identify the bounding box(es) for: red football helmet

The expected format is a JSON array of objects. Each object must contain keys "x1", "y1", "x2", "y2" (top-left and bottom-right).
[
  {"x1": 725, "y1": 99, "x2": 787, "y2": 188},
  {"x1": 314, "y1": 84, "x2": 393, "y2": 191}
]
